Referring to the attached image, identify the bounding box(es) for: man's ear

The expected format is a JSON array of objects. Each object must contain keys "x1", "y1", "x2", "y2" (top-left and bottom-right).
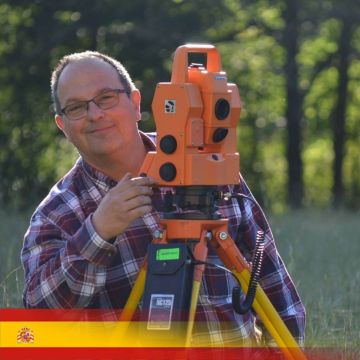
[
  {"x1": 55, "y1": 114, "x2": 65, "y2": 131},
  {"x1": 131, "y1": 90, "x2": 141, "y2": 122}
]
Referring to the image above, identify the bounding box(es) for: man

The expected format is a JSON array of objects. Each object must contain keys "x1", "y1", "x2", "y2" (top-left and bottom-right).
[{"x1": 22, "y1": 51, "x2": 305, "y2": 347}]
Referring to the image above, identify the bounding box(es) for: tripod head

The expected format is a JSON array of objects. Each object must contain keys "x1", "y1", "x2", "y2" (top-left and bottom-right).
[{"x1": 140, "y1": 44, "x2": 241, "y2": 186}]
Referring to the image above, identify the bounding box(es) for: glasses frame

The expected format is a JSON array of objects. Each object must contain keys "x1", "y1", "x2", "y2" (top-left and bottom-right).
[{"x1": 60, "y1": 88, "x2": 131, "y2": 120}]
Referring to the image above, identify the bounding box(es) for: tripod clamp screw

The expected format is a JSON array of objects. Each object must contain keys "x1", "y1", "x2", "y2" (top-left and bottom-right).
[
  {"x1": 153, "y1": 230, "x2": 164, "y2": 239},
  {"x1": 219, "y1": 231, "x2": 228, "y2": 240}
]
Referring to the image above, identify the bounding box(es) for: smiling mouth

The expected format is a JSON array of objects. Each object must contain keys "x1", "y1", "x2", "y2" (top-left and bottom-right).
[{"x1": 88, "y1": 125, "x2": 115, "y2": 133}]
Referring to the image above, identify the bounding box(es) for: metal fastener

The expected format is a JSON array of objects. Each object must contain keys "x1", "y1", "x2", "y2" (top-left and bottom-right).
[{"x1": 153, "y1": 230, "x2": 163, "y2": 239}]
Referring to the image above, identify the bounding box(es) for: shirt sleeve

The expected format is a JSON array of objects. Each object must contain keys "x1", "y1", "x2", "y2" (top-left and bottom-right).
[
  {"x1": 21, "y1": 209, "x2": 116, "y2": 308},
  {"x1": 235, "y1": 175, "x2": 306, "y2": 346}
]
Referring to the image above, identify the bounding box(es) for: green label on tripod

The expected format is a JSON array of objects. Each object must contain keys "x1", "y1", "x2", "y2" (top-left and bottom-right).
[{"x1": 156, "y1": 248, "x2": 180, "y2": 261}]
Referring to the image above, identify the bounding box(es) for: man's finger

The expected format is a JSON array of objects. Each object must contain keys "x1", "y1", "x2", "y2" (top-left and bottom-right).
[{"x1": 130, "y1": 176, "x2": 157, "y2": 186}]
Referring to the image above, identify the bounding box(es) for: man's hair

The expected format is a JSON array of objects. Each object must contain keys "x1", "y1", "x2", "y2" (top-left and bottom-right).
[{"x1": 51, "y1": 51, "x2": 137, "y2": 115}]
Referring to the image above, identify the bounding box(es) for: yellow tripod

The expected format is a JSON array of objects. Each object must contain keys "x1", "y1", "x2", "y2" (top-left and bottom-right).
[{"x1": 120, "y1": 217, "x2": 306, "y2": 360}]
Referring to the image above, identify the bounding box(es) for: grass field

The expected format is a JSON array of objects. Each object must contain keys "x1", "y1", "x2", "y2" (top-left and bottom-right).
[
  {"x1": 270, "y1": 210, "x2": 360, "y2": 354},
  {"x1": 0, "y1": 208, "x2": 359, "y2": 353}
]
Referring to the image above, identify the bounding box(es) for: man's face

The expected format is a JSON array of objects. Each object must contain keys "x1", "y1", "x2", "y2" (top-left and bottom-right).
[{"x1": 55, "y1": 58, "x2": 141, "y2": 164}]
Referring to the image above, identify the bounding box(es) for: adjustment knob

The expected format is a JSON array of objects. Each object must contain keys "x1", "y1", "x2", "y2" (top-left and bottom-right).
[
  {"x1": 212, "y1": 128, "x2": 228, "y2": 143},
  {"x1": 214, "y1": 98, "x2": 230, "y2": 120},
  {"x1": 159, "y1": 163, "x2": 177, "y2": 182},
  {"x1": 160, "y1": 135, "x2": 177, "y2": 154}
]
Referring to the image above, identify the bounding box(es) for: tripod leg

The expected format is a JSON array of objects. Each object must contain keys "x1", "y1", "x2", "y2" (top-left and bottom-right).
[
  {"x1": 120, "y1": 231, "x2": 167, "y2": 322},
  {"x1": 120, "y1": 266, "x2": 147, "y2": 321},
  {"x1": 115, "y1": 265, "x2": 147, "y2": 345},
  {"x1": 233, "y1": 269, "x2": 307, "y2": 360},
  {"x1": 212, "y1": 230, "x2": 307, "y2": 360},
  {"x1": 185, "y1": 236, "x2": 208, "y2": 347}
]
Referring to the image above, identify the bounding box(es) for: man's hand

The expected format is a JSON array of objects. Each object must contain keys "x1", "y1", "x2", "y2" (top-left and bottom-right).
[{"x1": 92, "y1": 173, "x2": 156, "y2": 241}]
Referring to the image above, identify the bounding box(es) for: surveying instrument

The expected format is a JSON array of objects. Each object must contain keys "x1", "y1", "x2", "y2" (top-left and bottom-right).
[{"x1": 120, "y1": 44, "x2": 307, "y2": 360}]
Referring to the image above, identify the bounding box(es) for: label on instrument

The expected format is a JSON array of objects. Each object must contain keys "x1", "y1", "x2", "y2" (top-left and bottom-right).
[
  {"x1": 164, "y1": 99, "x2": 176, "y2": 113},
  {"x1": 156, "y1": 248, "x2": 180, "y2": 261},
  {"x1": 147, "y1": 294, "x2": 175, "y2": 330}
]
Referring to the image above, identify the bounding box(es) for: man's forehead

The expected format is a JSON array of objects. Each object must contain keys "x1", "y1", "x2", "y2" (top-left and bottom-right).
[
  {"x1": 59, "y1": 57, "x2": 117, "y2": 83},
  {"x1": 57, "y1": 57, "x2": 120, "y2": 102}
]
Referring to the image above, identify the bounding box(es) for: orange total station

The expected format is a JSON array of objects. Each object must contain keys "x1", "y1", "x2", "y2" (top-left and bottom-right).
[
  {"x1": 140, "y1": 44, "x2": 242, "y2": 186},
  {"x1": 127, "y1": 46, "x2": 307, "y2": 360}
]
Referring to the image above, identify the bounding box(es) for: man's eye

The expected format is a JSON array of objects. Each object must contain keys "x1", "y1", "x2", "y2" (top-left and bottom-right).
[
  {"x1": 67, "y1": 103, "x2": 86, "y2": 113},
  {"x1": 98, "y1": 93, "x2": 116, "y2": 102}
]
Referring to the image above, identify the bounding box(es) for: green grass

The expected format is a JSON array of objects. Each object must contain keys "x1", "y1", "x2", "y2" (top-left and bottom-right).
[
  {"x1": 270, "y1": 209, "x2": 360, "y2": 353},
  {"x1": 0, "y1": 208, "x2": 359, "y2": 353},
  {"x1": 0, "y1": 209, "x2": 29, "y2": 307}
]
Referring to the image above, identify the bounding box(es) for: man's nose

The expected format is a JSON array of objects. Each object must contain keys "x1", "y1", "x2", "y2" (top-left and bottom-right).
[{"x1": 87, "y1": 101, "x2": 105, "y2": 120}]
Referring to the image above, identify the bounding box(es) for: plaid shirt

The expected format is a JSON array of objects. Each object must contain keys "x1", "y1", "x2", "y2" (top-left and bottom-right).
[{"x1": 22, "y1": 132, "x2": 305, "y2": 346}]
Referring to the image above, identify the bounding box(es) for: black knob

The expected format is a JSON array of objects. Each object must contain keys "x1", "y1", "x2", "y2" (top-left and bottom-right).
[
  {"x1": 214, "y1": 98, "x2": 230, "y2": 120},
  {"x1": 212, "y1": 128, "x2": 228, "y2": 143},
  {"x1": 159, "y1": 163, "x2": 177, "y2": 182},
  {"x1": 160, "y1": 135, "x2": 177, "y2": 154}
]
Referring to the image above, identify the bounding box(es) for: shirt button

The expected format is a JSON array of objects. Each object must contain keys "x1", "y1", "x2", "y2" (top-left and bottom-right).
[{"x1": 107, "y1": 252, "x2": 113, "y2": 257}]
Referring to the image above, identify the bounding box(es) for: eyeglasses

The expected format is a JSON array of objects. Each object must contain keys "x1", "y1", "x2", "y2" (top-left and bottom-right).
[{"x1": 60, "y1": 88, "x2": 130, "y2": 121}]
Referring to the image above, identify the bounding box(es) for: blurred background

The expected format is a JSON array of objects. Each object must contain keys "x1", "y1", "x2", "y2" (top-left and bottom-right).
[{"x1": 0, "y1": 0, "x2": 359, "y2": 353}]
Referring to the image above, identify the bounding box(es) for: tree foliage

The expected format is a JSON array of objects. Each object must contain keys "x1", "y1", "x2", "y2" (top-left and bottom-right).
[{"x1": 0, "y1": 0, "x2": 359, "y2": 211}]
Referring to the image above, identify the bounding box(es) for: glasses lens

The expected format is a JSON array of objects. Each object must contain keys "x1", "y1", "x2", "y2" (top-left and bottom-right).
[
  {"x1": 62, "y1": 90, "x2": 123, "y2": 120},
  {"x1": 95, "y1": 90, "x2": 119, "y2": 110},
  {"x1": 64, "y1": 102, "x2": 87, "y2": 120}
]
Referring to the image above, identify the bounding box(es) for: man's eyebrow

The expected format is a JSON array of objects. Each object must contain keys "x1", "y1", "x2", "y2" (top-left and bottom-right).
[{"x1": 64, "y1": 87, "x2": 113, "y2": 105}]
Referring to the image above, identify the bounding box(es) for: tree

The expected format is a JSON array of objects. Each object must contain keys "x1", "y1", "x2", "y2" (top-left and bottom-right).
[
  {"x1": 282, "y1": 0, "x2": 304, "y2": 207},
  {"x1": 0, "y1": 0, "x2": 231, "y2": 208},
  {"x1": 1, "y1": 0, "x2": 360, "y2": 211},
  {"x1": 332, "y1": 20, "x2": 353, "y2": 207},
  {"x1": 330, "y1": 1, "x2": 359, "y2": 207}
]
